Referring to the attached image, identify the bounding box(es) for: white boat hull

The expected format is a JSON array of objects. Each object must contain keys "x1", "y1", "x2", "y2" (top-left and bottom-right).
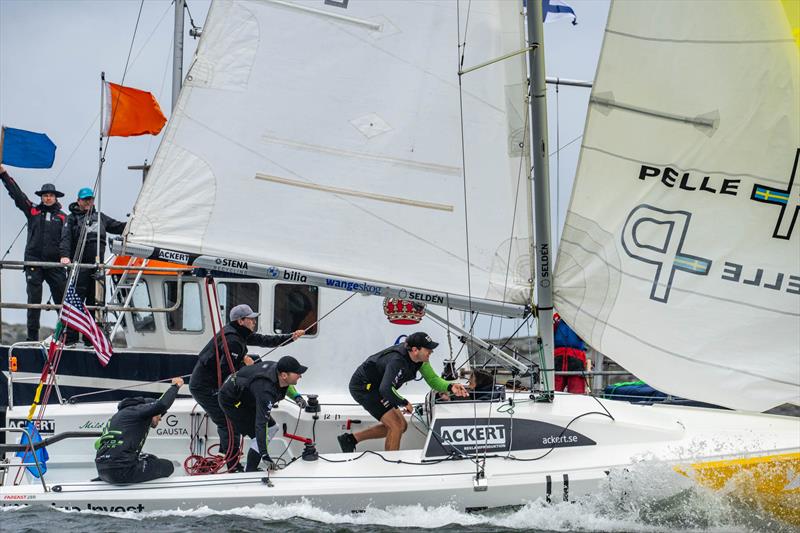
[{"x1": 2, "y1": 394, "x2": 798, "y2": 522}]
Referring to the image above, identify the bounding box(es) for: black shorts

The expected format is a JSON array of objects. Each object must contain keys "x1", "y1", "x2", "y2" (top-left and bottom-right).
[{"x1": 349, "y1": 379, "x2": 393, "y2": 422}]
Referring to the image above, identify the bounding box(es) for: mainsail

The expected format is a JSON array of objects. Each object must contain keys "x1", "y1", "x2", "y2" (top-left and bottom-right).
[
  {"x1": 555, "y1": 0, "x2": 800, "y2": 410},
  {"x1": 123, "y1": 0, "x2": 533, "y2": 309}
]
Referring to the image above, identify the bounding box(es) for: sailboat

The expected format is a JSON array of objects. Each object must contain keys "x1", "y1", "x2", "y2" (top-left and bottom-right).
[{"x1": 1, "y1": 0, "x2": 797, "y2": 525}]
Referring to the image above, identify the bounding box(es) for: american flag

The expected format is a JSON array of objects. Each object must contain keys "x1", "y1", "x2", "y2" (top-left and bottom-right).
[{"x1": 60, "y1": 284, "x2": 113, "y2": 366}]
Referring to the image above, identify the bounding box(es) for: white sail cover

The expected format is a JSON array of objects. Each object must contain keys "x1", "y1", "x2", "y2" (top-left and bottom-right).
[
  {"x1": 555, "y1": 0, "x2": 800, "y2": 410},
  {"x1": 125, "y1": 0, "x2": 532, "y2": 305}
]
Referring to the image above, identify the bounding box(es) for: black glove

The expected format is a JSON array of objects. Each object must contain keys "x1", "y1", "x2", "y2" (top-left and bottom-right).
[
  {"x1": 294, "y1": 395, "x2": 308, "y2": 410},
  {"x1": 261, "y1": 453, "x2": 276, "y2": 471}
]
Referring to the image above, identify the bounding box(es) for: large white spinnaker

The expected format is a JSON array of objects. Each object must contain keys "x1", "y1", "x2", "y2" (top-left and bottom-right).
[
  {"x1": 123, "y1": 0, "x2": 532, "y2": 311},
  {"x1": 554, "y1": 0, "x2": 800, "y2": 411}
]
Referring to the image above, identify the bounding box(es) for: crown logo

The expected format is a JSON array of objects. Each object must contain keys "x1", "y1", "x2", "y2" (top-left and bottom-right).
[{"x1": 383, "y1": 298, "x2": 425, "y2": 324}]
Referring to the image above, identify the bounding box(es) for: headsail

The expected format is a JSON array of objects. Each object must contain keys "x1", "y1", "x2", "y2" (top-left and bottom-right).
[
  {"x1": 555, "y1": 0, "x2": 799, "y2": 410},
  {"x1": 123, "y1": 0, "x2": 532, "y2": 310}
]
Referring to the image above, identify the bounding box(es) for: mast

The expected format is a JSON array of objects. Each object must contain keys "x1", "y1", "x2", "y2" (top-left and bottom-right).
[
  {"x1": 172, "y1": 0, "x2": 185, "y2": 109},
  {"x1": 526, "y1": 0, "x2": 555, "y2": 398}
]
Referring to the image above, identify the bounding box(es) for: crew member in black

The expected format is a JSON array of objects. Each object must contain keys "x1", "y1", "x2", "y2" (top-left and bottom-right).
[
  {"x1": 338, "y1": 332, "x2": 468, "y2": 452},
  {"x1": 189, "y1": 304, "x2": 304, "y2": 470},
  {"x1": 218, "y1": 355, "x2": 308, "y2": 471},
  {"x1": 59, "y1": 187, "x2": 126, "y2": 343},
  {"x1": 0, "y1": 164, "x2": 67, "y2": 341},
  {"x1": 94, "y1": 377, "x2": 184, "y2": 484}
]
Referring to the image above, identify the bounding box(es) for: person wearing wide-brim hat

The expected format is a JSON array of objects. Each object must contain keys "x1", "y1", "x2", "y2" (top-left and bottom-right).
[{"x1": 0, "y1": 164, "x2": 67, "y2": 341}]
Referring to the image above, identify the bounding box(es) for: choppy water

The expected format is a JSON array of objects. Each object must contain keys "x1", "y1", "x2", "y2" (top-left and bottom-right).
[{"x1": 2, "y1": 462, "x2": 793, "y2": 533}]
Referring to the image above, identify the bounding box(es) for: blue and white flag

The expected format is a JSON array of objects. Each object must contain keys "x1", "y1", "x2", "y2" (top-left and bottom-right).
[
  {"x1": 15, "y1": 421, "x2": 49, "y2": 478},
  {"x1": 0, "y1": 126, "x2": 57, "y2": 169},
  {"x1": 543, "y1": 0, "x2": 578, "y2": 25}
]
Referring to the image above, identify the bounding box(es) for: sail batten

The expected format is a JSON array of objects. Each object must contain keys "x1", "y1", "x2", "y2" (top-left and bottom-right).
[{"x1": 555, "y1": 0, "x2": 800, "y2": 411}]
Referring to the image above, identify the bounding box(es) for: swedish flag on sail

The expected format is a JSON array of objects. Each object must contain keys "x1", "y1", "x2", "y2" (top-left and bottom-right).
[{"x1": 753, "y1": 186, "x2": 789, "y2": 204}]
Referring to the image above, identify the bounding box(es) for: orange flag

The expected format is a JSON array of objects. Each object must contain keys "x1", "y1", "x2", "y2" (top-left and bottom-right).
[{"x1": 103, "y1": 82, "x2": 167, "y2": 137}]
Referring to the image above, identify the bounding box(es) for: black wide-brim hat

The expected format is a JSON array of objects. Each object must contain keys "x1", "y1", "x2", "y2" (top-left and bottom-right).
[{"x1": 35, "y1": 183, "x2": 64, "y2": 198}]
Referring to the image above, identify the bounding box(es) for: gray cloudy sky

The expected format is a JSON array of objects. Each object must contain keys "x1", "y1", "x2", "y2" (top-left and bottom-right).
[{"x1": 0, "y1": 0, "x2": 607, "y2": 329}]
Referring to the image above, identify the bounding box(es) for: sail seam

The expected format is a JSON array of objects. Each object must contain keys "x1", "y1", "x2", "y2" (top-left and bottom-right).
[
  {"x1": 606, "y1": 29, "x2": 794, "y2": 45},
  {"x1": 261, "y1": 135, "x2": 462, "y2": 176},
  {"x1": 255, "y1": 173, "x2": 454, "y2": 211},
  {"x1": 581, "y1": 145, "x2": 794, "y2": 188}
]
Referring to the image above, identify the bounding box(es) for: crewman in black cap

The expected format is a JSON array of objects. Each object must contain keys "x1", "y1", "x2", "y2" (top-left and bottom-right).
[
  {"x1": 218, "y1": 355, "x2": 309, "y2": 471},
  {"x1": 338, "y1": 332, "x2": 468, "y2": 452},
  {"x1": 0, "y1": 164, "x2": 66, "y2": 340},
  {"x1": 94, "y1": 377, "x2": 184, "y2": 484},
  {"x1": 189, "y1": 303, "x2": 304, "y2": 471}
]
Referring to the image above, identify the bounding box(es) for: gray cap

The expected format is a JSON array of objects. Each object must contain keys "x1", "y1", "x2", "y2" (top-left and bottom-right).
[{"x1": 230, "y1": 304, "x2": 260, "y2": 322}]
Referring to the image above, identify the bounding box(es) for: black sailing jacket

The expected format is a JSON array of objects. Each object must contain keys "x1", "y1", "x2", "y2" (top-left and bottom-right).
[
  {"x1": 94, "y1": 385, "x2": 179, "y2": 470},
  {"x1": 218, "y1": 361, "x2": 289, "y2": 455},
  {"x1": 190, "y1": 322, "x2": 293, "y2": 389},
  {"x1": 59, "y1": 202, "x2": 126, "y2": 263},
  {"x1": 1, "y1": 171, "x2": 66, "y2": 262}
]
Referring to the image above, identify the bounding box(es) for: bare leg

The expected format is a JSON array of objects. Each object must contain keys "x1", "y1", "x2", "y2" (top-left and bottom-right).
[
  {"x1": 353, "y1": 423, "x2": 388, "y2": 443},
  {"x1": 381, "y1": 409, "x2": 408, "y2": 451}
]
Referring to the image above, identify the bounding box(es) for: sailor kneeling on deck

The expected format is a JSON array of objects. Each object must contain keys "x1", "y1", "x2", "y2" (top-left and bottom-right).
[
  {"x1": 338, "y1": 332, "x2": 468, "y2": 453},
  {"x1": 94, "y1": 377, "x2": 184, "y2": 484},
  {"x1": 218, "y1": 355, "x2": 308, "y2": 472}
]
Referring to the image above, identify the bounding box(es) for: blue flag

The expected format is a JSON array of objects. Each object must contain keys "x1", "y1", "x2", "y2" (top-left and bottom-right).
[
  {"x1": 1, "y1": 127, "x2": 57, "y2": 169},
  {"x1": 542, "y1": 0, "x2": 578, "y2": 25},
  {"x1": 15, "y1": 421, "x2": 49, "y2": 478}
]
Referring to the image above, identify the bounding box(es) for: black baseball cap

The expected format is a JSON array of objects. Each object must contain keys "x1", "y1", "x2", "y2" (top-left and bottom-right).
[
  {"x1": 277, "y1": 355, "x2": 308, "y2": 374},
  {"x1": 405, "y1": 332, "x2": 439, "y2": 350}
]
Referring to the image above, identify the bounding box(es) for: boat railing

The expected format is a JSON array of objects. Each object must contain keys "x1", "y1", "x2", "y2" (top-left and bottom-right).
[
  {"x1": 5, "y1": 341, "x2": 65, "y2": 409},
  {"x1": 0, "y1": 259, "x2": 192, "y2": 339},
  {"x1": 0, "y1": 426, "x2": 101, "y2": 489}
]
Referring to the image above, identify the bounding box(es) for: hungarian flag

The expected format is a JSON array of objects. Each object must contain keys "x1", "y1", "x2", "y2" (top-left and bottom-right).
[{"x1": 103, "y1": 81, "x2": 167, "y2": 137}]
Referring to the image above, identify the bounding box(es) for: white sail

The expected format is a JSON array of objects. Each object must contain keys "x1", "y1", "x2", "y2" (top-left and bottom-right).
[
  {"x1": 124, "y1": 0, "x2": 532, "y2": 306},
  {"x1": 555, "y1": 0, "x2": 800, "y2": 410}
]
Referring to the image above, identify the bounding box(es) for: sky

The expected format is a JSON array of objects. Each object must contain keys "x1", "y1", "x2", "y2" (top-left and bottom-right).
[{"x1": 0, "y1": 0, "x2": 609, "y2": 329}]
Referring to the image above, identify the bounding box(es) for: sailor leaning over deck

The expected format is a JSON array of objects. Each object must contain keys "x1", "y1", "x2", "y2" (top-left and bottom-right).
[
  {"x1": 218, "y1": 356, "x2": 308, "y2": 472},
  {"x1": 189, "y1": 304, "x2": 304, "y2": 471}
]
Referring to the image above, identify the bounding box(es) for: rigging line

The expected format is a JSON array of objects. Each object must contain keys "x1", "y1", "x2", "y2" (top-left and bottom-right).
[
  {"x1": 455, "y1": 1, "x2": 475, "y2": 329},
  {"x1": 549, "y1": 133, "x2": 582, "y2": 158},
  {"x1": 53, "y1": 114, "x2": 101, "y2": 184},
  {"x1": 490, "y1": 77, "x2": 532, "y2": 341},
  {"x1": 100, "y1": 0, "x2": 145, "y2": 163},
  {"x1": 1, "y1": 224, "x2": 26, "y2": 260},
  {"x1": 128, "y1": 1, "x2": 174, "y2": 72},
  {"x1": 505, "y1": 410, "x2": 614, "y2": 462},
  {"x1": 251, "y1": 292, "x2": 358, "y2": 362},
  {"x1": 556, "y1": 82, "x2": 561, "y2": 246},
  {"x1": 145, "y1": 22, "x2": 175, "y2": 161},
  {"x1": 184, "y1": 1, "x2": 201, "y2": 32}
]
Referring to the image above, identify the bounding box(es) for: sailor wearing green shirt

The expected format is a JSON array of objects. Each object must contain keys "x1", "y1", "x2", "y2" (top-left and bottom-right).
[{"x1": 338, "y1": 332, "x2": 468, "y2": 452}]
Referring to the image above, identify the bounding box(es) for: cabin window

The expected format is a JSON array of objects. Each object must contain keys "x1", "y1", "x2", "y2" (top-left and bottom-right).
[
  {"x1": 218, "y1": 282, "x2": 260, "y2": 329},
  {"x1": 129, "y1": 281, "x2": 156, "y2": 332},
  {"x1": 164, "y1": 281, "x2": 203, "y2": 332},
  {"x1": 273, "y1": 284, "x2": 318, "y2": 335}
]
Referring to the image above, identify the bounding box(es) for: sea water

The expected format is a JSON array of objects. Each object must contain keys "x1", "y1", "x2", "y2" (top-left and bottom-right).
[{"x1": 2, "y1": 460, "x2": 791, "y2": 532}]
